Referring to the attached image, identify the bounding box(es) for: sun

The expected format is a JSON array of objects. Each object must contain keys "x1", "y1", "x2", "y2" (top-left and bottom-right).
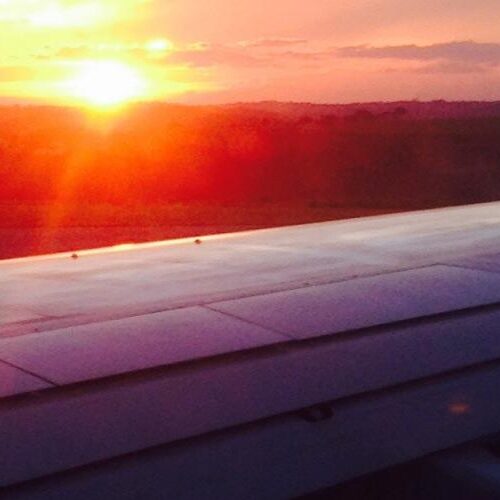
[{"x1": 66, "y1": 61, "x2": 147, "y2": 107}]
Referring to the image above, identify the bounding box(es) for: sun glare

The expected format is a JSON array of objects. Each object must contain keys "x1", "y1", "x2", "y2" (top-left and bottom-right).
[
  {"x1": 66, "y1": 61, "x2": 147, "y2": 107},
  {"x1": 146, "y1": 39, "x2": 173, "y2": 53},
  {"x1": 29, "y1": 2, "x2": 104, "y2": 28}
]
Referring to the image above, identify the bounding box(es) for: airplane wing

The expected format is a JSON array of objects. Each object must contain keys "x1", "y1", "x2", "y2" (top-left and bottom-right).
[{"x1": 1, "y1": 202, "x2": 500, "y2": 499}]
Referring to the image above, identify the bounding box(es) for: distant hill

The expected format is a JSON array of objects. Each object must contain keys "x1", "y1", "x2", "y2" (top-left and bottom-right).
[
  {"x1": 223, "y1": 100, "x2": 500, "y2": 120},
  {"x1": 4, "y1": 99, "x2": 500, "y2": 120}
]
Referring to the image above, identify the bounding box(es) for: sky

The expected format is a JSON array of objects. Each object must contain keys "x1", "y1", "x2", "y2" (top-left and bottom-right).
[{"x1": 1, "y1": 0, "x2": 500, "y2": 105}]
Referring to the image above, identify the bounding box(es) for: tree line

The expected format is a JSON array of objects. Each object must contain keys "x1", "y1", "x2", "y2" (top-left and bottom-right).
[{"x1": 1, "y1": 103, "x2": 500, "y2": 209}]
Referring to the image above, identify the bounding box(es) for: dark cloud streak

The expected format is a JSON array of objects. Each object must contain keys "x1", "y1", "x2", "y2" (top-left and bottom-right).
[
  {"x1": 337, "y1": 41, "x2": 500, "y2": 65},
  {"x1": 239, "y1": 38, "x2": 308, "y2": 48}
]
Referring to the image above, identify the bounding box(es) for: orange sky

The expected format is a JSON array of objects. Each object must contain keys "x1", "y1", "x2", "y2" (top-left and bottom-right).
[{"x1": 1, "y1": 0, "x2": 500, "y2": 105}]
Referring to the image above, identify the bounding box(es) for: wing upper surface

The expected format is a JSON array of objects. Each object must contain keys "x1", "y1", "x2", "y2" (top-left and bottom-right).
[{"x1": 2, "y1": 202, "x2": 500, "y2": 490}]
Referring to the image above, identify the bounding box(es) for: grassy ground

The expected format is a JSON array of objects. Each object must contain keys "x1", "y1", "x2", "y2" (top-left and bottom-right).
[{"x1": 0, "y1": 203, "x2": 397, "y2": 260}]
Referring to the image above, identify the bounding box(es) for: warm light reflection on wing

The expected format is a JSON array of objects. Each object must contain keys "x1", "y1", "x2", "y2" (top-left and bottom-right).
[{"x1": 449, "y1": 401, "x2": 471, "y2": 415}]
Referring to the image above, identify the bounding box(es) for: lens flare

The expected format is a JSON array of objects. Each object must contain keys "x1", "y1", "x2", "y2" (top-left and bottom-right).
[{"x1": 146, "y1": 39, "x2": 173, "y2": 53}]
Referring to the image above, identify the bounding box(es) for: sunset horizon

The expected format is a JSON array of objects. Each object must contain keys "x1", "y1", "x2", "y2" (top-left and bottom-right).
[{"x1": 1, "y1": 1, "x2": 500, "y2": 107}]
